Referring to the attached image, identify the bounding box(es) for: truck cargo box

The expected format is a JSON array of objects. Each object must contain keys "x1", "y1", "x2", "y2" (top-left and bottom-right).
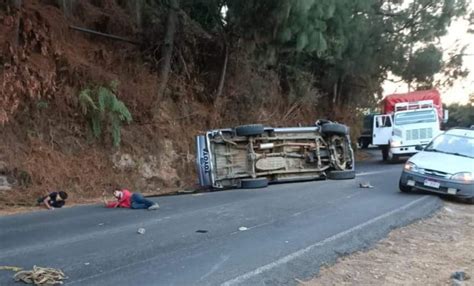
[{"x1": 382, "y1": 89, "x2": 443, "y2": 121}]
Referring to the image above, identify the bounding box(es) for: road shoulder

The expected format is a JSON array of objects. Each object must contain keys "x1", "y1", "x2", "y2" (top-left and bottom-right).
[{"x1": 304, "y1": 201, "x2": 473, "y2": 285}]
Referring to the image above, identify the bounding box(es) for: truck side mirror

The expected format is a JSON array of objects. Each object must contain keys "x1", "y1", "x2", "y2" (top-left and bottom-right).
[
  {"x1": 415, "y1": 145, "x2": 423, "y2": 151},
  {"x1": 443, "y1": 110, "x2": 449, "y2": 124}
]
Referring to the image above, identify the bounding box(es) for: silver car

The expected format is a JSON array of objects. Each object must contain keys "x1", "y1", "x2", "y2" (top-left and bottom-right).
[
  {"x1": 399, "y1": 128, "x2": 474, "y2": 203},
  {"x1": 195, "y1": 120, "x2": 355, "y2": 189}
]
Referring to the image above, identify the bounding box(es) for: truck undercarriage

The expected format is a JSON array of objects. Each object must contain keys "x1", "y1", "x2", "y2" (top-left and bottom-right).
[{"x1": 196, "y1": 121, "x2": 355, "y2": 189}]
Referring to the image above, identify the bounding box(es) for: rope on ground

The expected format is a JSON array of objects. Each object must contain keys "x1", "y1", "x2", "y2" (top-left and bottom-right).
[
  {"x1": 13, "y1": 265, "x2": 67, "y2": 285},
  {"x1": 0, "y1": 266, "x2": 23, "y2": 272}
]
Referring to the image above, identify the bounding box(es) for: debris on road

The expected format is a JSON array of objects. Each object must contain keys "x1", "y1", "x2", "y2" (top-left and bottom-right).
[
  {"x1": 444, "y1": 207, "x2": 454, "y2": 213},
  {"x1": 178, "y1": 188, "x2": 197, "y2": 194},
  {"x1": 14, "y1": 266, "x2": 66, "y2": 285},
  {"x1": 238, "y1": 226, "x2": 248, "y2": 231},
  {"x1": 137, "y1": 228, "x2": 146, "y2": 234},
  {"x1": 451, "y1": 271, "x2": 470, "y2": 281},
  {"x1": 359, "y1": 182, "x2": 374, "y2": 188},
  {"x1": 196, "y1": 229, "x2": 208, "y2": 233}
]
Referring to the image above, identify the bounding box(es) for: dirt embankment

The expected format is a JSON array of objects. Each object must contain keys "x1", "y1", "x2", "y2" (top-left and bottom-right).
[
  {"x1": 0, "y1": 0, "x2": 362, "y2": 211},
  {"x1": 304, "y1": 202, "x2": 474, "y2": 286}
]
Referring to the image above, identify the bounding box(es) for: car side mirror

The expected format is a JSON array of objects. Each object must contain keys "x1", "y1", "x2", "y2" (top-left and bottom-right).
[{"x1": 415, "y1": 145, "x2": 423, "y2": 151}]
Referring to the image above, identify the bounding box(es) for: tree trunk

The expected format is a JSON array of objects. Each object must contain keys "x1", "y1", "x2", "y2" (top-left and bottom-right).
[
  {"x1": 332, "y1": 82, "x2": 338, "y2": 106},
  {"x1": 214, "y1": 44, "x2": 228, "y2": 102},
  {"x1": 13, "y1": 0, "x2": 22, "y2": 48},
  {"x1": 134, "y1": 0, "x2": 144, "y2": 29},
  {"x1": 154, "y1": 0, "x2": 179, "y2": 114},
  {"x1": 58, "y1": 0, "x2": 76, "y2": 18}
]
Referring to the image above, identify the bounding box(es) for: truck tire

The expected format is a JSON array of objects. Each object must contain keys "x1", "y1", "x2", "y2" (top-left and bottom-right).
[
  {"x1": 361, "y1": 139, "x2": 370, "y2": 149},
  {"x1": 235, "y1": 124, "x2": 264, "y2": 137},
  {"x1": 327, "y1": 170, "x2": 355, "y2": 180},
  {"x1": 399, "y1": 179, "x2": 412, "y2": 193},
  {"x1": 321, "y1": 123, "x2": 348, "y2": 136},
  {"x1": 381, "y1": 146, "x2": 389, "y2": 161},
  {"x1": 388, "y1": 152, "x2": 399, "y2": 163},
  {"x1": 241, "y1": 178, "x2": 268, "y2": 189}
]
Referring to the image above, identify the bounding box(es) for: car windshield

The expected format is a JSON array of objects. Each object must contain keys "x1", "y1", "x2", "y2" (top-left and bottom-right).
[
  {"x1": 394, "y1": 110, "x2": 436, "y2": 126},
  {"x1": 424, "y1": 133, "x2": 474, "y2": 158}
]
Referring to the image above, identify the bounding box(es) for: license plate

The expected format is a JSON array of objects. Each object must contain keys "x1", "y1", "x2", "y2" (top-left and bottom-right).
[
  {"x1": 424, "y1": 179, "x2": 440, "y2": 189},
  {"x1": 407, "y1": 180, "x2": 415, "y2": 186}
]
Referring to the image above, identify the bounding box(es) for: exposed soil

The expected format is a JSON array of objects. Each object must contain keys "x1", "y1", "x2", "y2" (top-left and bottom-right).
[
  {"x1": 304, "y1": 201, "x2": 474, "y2": 286},
  {"x1": 0, "y1": 1, "x2": 363, "y2": 213}
]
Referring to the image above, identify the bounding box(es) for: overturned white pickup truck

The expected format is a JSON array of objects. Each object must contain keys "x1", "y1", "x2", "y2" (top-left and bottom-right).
[{"x1": 195, "y1": 120, "x2": 355, "y2": 189}]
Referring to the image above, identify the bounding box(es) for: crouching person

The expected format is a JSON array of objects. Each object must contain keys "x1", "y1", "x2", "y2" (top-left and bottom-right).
[
  {"x1": 104, "y1": 188, "x2": 159, "y2": 210},
  {"x1": 37, "y1": 191, "x2": 68, "y2": 210}
]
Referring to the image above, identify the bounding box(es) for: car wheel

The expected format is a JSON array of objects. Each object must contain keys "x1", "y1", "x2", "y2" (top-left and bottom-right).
[
  {"x1": 399, "y1": 179, "x2": 411, "y2": 193},
  {"x1": 241, "y1": 178, "x2": 268, "y2": 189},
  {"x1": 327, "y1": 170, "x2": 355, "y2": 180},
  {"x1": 321, "y1": 123, "x2": 348, "y2": 136},
  {"x1": 235, "y1": 124, "x2": 264, "y2": 137}
]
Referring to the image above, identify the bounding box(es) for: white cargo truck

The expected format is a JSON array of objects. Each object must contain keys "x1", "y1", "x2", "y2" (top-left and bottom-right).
[{"x1": 372, "y1": 90, "x2": 448, "y2": 161}]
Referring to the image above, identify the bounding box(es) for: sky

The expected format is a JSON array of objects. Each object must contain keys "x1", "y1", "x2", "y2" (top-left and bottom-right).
[{"x1": 383, "y1": 9, "x2": 473, "y2": 105}]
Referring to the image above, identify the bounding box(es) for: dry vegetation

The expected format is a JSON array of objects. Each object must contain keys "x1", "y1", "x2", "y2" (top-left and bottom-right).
[{"x1": 0, "y1": 0, "x2": 363, "y2": 211}]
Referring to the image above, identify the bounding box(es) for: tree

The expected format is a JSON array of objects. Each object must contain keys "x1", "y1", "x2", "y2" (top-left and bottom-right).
[
  {"x1": 155, "y1": 0, "x2": 179, "y2": 111},
  {"x1": 224, "y1": 0, "x2": 469, "y2": 110},
  {"x1": 445, "y1": 102, "x2": 473, "y2": 128}
]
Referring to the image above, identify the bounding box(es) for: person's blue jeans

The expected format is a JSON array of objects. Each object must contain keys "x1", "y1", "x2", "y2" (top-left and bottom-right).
[{"x1": 130, "y1": 193, "x2": 155, "y2": 209}]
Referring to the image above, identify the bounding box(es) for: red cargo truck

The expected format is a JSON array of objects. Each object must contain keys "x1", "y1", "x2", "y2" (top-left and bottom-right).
[{"x1": 373, "y1": 89, "x2": 448, "y2": 161}]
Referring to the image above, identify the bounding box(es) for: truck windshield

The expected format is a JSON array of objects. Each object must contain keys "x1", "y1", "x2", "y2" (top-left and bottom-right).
[{"x1": 394, "y1": 110, "x2": 436, "y2": 126}]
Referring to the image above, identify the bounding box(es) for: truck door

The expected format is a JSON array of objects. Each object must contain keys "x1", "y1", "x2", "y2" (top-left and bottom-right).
[{"x1": 373, "y1": 114, "x2": 393, "y2": 145}]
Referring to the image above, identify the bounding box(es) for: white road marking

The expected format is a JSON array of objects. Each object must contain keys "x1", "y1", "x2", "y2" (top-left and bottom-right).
[
  {"x1": 199, "y1": 255, "x2": 230, "y2": 281},
  {"x1": 221, "y1": 196, "x2": 430, "y2": 286}
]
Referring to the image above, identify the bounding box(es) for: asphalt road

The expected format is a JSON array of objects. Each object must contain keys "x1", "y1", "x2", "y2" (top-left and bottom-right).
[{"x1": 0, "y1": 150, "x2": 442, "y2": 286}]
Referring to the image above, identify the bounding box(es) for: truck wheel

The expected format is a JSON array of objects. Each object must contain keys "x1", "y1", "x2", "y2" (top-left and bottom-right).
[
  {"x1": 381, "y1": 146, "x2": 389, "y2": 161},
  {"x1": 362, "y1": 140, "x2": 370, "y2": 149},
  {"x1": 241, "y1": 178, "x2": 268, "y2": 189},
  {"x1": 327, "y1": 170, "x2": 355, "y2": 180},
  {"x1": 321, "y1": 123, "x2": 348, "y2": 136},
  {"x1": 235, "y1": 124, "x2": 264, "y2": 137},
  {"x1": 388, "y1": 152, "x2": 399, "y2": 163},
  {"x1": 399, "y1": 179, "x2": 411, "y2": 193}
]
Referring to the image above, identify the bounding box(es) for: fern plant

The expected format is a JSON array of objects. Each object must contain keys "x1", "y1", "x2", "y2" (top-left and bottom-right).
[{"x1": 79, "y1": 81, "x2": 132, "y2": 147}]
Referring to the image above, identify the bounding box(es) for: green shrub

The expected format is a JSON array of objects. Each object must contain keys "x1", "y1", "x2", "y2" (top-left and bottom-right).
[{"x1": 78, "y1": 81, "x2": 132, "y2": 147}]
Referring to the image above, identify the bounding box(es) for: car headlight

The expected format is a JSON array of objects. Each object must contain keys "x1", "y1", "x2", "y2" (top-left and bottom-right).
[
  {"x1": 450, "y1": 172, "x2": 473, "y2": 182},
  {"x1": 390, "y1": 140, "x2": 402, "y2": 147},
  {"x1": 404, "y1": 161, "x2": 420, "y2": 173}
]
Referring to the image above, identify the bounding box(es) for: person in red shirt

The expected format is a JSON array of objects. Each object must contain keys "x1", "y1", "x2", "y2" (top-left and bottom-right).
[{"x1": 103, "y1": 188, "x2": 159, "y2": 210}]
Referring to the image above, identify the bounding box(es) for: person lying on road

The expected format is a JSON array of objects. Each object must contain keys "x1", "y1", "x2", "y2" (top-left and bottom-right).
[
  {"x1": 103, "y1": 188, "x2": 160, "y2": 210},
  {"x1": 37, "y1": 191, "x2": 68, "y2": 210}
]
